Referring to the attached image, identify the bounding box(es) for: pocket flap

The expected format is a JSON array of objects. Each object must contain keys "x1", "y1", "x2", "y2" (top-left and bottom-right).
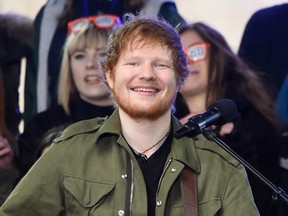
[{"x1": 64, "y1": 176, "x2": 115, "y2": 207}]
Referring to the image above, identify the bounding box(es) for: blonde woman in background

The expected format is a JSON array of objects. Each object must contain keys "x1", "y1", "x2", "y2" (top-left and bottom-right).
[{"x1": 17, "y1": 14, "x2": 120, "y2": 177}]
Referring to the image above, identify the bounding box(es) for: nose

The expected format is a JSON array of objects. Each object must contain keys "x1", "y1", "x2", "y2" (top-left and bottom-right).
[
  {"x1": 86, "y1": 57, "x2": 100, "y2": 70},
  {"x1": 138, "y1": 64, "x2": 157, "y2": 80}
]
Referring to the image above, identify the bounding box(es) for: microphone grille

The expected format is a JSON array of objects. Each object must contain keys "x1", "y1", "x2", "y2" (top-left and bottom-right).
[{"x1": 208, "y1": 99, "x2": 238, "y2": 125}]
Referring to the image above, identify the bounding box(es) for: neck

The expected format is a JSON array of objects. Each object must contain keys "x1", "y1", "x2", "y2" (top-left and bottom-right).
[
  {"x1": 182, "y1": 93, "x2": 207, "y2": 115},
  {"x1": 81, "y1": 95, "x2": 115, "y2": 107},
  {"x1": 119, "y1": 109, "x2": 171, "y2": 158}
]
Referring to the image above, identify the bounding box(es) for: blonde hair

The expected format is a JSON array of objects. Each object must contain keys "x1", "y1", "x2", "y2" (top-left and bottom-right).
[{"x1": 57, "y1": 25, "x2": 112, "y2": 114}]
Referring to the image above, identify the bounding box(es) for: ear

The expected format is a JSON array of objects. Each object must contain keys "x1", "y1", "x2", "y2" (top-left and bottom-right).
[{"x1": 106, "y1": 71, "x2": 114, "y2": 89}]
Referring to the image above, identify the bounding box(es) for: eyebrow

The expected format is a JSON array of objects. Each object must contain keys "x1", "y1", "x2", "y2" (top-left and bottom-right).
[{"x1": 153, "y1": 57, "x2": 173, "y2": 65}]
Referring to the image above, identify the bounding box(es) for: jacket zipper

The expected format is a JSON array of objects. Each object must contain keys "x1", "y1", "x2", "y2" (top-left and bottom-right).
[
  {"x1": 129, "y1": 158, "x2": 134, "y2": 216},
  {"x1": 156, "y1": 158, "x2": 172, "y2": 197},
  {"x1": 125, "y1": 153, "x2": 134, "y2": 216}
]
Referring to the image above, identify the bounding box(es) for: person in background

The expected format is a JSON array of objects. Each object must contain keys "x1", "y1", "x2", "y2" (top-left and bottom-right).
[
  {"x1": 18, "y1": 14, "x2": 119, "y2": 177},
  {"x1": 35, "y1": 124, "x2": 68, "y2": 158},
  {"x1": 0, "y1": 133, "x2": 17, "y2": 207},
  {"x1": 112, "y1": 0, "x2": 186, "y2": 30},
  {"x1": 0, "y1": 14, "x2": 258, "y2": 215},
  {"x1": 238, "y1": 3, "x2": 288, "y2": 98},
  {"x1": 175, "y1": 22, "x2": 283, "y2": 216},
  {"x1": 0, "y1": 135, "x2": 17, "y2": 207},
  {"x1": 24, "y1": 0, "x2": 114, "y2": 121},
  {"x1": 238, "y1": 3, "x2": 288, "y2": 127},
  {"x1": 0, "y1": 12, "x2": 33, "y2": 206},
  {"x1": 0, "y1": 13, "x2": 34, "y2": 136},
  {"x1": 24, "y1": 0, "x2": 186, "y2": 124},
  {"x1": 238, "y1": 7, "x2": 288, "y2": 211}
]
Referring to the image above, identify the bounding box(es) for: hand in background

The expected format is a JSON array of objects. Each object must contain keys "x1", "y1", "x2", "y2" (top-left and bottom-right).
[
  {"x1": 209, "y1": 122, "x2": 235, "y2": 137},
  {"x1": 179, "y1": 113, "x2": 194, "y2": 124},
  {"x1": 179, "y1": 111, "x2": 206, "y2": 125},
  {"x1": 180, "y1": 113, "x2": 234, "y2": 137},
  {"x1": 0, "y1": 135, "x2": 14, "y2": 170},
  {"x1": 218, "y1": 122, "x2": 234, "y2": 136}
]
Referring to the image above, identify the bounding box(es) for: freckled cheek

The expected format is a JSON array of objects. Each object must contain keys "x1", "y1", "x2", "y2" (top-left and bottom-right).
[
  {"x1": 165, "y1": 73, "x2": 177, "y2": 84},
  {"x1": 115, "y1": 73, "x2": 134, "y2": 85}
]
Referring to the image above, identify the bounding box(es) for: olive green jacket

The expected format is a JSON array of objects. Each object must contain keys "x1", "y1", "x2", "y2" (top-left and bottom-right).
[{"x1": 0, "y1": 110, "x2": 259, "y2": 215}]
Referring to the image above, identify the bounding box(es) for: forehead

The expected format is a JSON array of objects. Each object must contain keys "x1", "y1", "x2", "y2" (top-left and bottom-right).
[
  {"x1": 180, "y1": 30, "x2": 203, "y2": 48},
  {"x1": 121, "y1": 39, "x2": 172, "y2": 60},
  {"x1": 124, "y1": 35, "x2": 170, "y2": 52},
  {"x1": 70, "y1": 33, "x2": 107, "y2": 53}
]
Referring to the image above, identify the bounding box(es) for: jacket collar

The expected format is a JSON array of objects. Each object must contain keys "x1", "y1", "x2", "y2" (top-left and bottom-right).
[
  {"x1": 97, "y1": 108, "x2": 122, "y2": 135},
  {"x1": 170, "y1": 115, "x2": 201, "y2": 173},
  {"x1": 97, "y1": 108, "x2": 201, "y2": 173}
]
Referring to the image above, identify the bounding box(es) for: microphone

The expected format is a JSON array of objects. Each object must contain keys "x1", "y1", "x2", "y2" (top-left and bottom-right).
[{"x1": 174, "y1": 99, "x2": 238, "y2": 138}]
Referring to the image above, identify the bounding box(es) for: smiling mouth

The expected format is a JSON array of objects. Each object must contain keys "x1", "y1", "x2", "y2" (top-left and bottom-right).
[
  {"x1": 131, "y1": 87, "x2": 160, "y2": 93},
  {"x1": 84, "y1": 75, "x2": 105, "y2": 85},
  {"x1": 85, "y1": 76, "x2": 100, "y2": 81}
]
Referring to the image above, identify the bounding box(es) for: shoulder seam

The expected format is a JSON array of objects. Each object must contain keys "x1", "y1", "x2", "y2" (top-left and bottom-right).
[{"x1": 53, "y1": 117, "x2": 107, "y2": 144}]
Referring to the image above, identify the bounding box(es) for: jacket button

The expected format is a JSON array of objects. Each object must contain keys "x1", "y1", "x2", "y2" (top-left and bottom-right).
[
  {"x1": 171, "y1": 168, "x2": 176, "y2": 172},
  {"x1": 118, "y1": 210, "x2": 125, "y2": 216},
  {"x1": 121, "y1": 174, "x2": 127, "y2": 179},
  {"x1": 156, "y1": 200, "x2": 162, "y2": 206}
]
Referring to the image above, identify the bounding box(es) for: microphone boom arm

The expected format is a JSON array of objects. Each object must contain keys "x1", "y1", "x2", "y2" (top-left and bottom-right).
[{"x1": 201, "y1": 128, "x2": 288, "y2": 205}]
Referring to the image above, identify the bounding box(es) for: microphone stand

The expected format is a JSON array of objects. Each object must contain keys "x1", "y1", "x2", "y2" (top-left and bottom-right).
[{"x1": 201, "y1": 128, "x2": 288, "y2": 205}]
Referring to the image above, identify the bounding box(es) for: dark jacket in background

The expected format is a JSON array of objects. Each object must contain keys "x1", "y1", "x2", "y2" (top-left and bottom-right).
[
  {"x1": 238, "y1": 5, "x2": 288, "y2": 215},
  {"x1": 0, "y1": 13, "x2": 34, "y2": 135},
  {"x1": 238, "y1": 3, "x2": 288, "y2": 97}
]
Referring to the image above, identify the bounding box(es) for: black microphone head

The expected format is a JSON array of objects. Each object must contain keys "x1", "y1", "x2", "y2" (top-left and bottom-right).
[{"x1": 207, "y1": 99, "x2": 238, "y2": 125}]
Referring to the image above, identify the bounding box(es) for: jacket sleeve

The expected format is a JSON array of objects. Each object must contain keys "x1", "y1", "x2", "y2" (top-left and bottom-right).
[
  {"x1": 220, "y1": 164, "x2": 260, "y2": 215},
  {"x1": 0, "y1": 143, "x2": 65, "y2": 215}
]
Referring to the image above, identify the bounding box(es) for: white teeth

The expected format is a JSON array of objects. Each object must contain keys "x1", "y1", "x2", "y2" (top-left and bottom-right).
[
  {"x1": 133, "y1": 88, "x2": 157, "y2": 92},
  {"x1": 86, "y1": 76, "x2": 98, "y2": 81}
]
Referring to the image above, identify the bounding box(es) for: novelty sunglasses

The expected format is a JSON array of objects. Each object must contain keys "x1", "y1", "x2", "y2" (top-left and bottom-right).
[
  {"x1": 68, "y1": 14, "x2": 122, "y2": 34},
  {"x1": 184, "y1": 42, "x2": 210, "y2": 63}
]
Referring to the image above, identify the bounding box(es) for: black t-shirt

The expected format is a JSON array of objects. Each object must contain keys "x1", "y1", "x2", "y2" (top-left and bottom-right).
[{"x1": 131, "y1": 131, "x2": 173, "y2": 216}]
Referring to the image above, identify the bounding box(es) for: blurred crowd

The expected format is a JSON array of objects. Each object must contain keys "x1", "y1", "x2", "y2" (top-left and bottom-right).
[{"x1": 0, "y1": 0, "x2": 287, "y2": 215}]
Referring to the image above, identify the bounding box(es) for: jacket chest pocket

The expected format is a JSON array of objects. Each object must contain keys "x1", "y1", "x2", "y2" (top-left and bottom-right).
[{"x1": 63, "y1": 176, "x2": 115, "y2": 215}]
